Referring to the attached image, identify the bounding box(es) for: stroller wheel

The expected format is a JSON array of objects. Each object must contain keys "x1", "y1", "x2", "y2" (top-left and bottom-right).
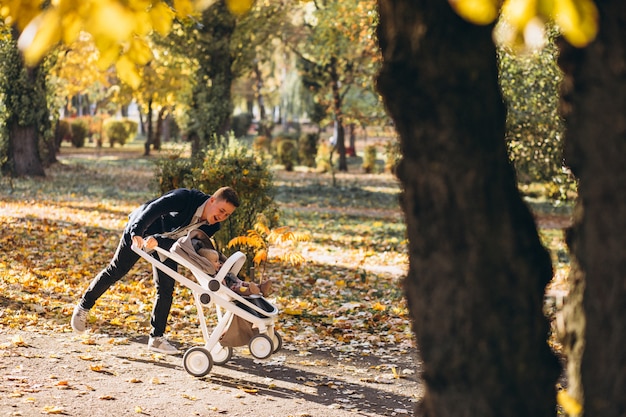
[
  {"x1": 210, "y1": 344, "x2": 233, "y2": 365},
  {"x1": 249, "y1": 334, "x2": 274, "y2": 359},
  {"x1": 183, "y1": 347, "x2": 213, "y2": 377},
  {"x1": 271, "y1": 331, "x2": 283, "y2": 353}
]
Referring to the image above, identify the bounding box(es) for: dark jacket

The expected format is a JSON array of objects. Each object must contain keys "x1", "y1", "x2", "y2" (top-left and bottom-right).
[{"x1": 127, "y1": 189, "x2": 220, "y2": 246}]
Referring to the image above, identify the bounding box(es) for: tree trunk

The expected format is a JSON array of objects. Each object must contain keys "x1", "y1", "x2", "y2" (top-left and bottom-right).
[
  {"x1": 9, "y1": 124, "x2": 45, "y2": 177},
  {"x1": 2, "y1": 32, "x2": 46, "y2": 177},
  {"x1": 376, "y1": 1, "x2": 560, "y2": 416},
  {"x1": 330, "y1": 57, "x2": 347, "y2": 171},
  {"x1": 144, "y1": 99, "x2": 153, "y2": 156},
  {"x1": 558, "y1": 1, "x2": 626, "y2": 414}
]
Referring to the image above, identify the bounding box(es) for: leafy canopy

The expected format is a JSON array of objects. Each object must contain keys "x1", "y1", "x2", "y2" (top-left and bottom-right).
[
  {"x1": 450, "y1": 0, "x2": 598, "y2": 48},
  {"x1": 0, "y1": 0, "x2": 255, "y2": 88}
]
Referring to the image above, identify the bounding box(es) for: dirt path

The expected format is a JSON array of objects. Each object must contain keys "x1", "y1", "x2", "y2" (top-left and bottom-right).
[{"x1": 1, "y1": 330, "x2": 420, "y2": 417}]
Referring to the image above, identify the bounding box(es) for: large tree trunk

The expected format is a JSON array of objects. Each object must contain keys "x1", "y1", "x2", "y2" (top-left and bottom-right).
[
  {"x1": 376, "y1": 1, "x2": 560, "y2": 416},
  {"x1": 559, "y1": 0, "x2": 626, "y2": 414},
  {"x1": 2, "y1": 31, "x2": 46, "y2": 177},
  {"x1": 9, "y1": 124, "x2": 45, "y2": 177}
]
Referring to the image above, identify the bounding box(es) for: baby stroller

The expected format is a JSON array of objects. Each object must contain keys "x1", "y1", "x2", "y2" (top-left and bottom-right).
[{"x1": 131, "y1": 230, "x2": 281, "y2": 377}]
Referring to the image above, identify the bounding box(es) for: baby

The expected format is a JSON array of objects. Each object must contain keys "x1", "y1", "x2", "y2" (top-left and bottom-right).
[{"x1": 198, "y1": 248, "x2": 272, "y2": 297}]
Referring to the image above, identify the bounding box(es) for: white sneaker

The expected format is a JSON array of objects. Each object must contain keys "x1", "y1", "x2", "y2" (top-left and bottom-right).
[
  {"x1": 71, "y1": 305, "x2": 89, "y2": 333},
  {"x1": 148, "y1": 336, "x2": 178, "y2": 354}
]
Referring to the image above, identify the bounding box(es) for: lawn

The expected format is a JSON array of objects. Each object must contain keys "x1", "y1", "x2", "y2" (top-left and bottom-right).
[{"x1": 0, "y1": 140, "x2": 570, "y2": 353}]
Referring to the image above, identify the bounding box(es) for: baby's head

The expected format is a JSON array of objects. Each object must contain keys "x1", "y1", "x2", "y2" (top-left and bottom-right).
[{"x1": 198, "y1": 248, "x2": 222, "y2": 269}]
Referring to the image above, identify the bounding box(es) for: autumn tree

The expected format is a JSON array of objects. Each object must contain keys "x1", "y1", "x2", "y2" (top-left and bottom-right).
[
  {"x1": 0, "y1": 25, "x2": 48, "y2": 177},
  {"x1": 376, "y1": 0, "x2": 561, "y2": 415},
  {"x1": 290, "y1": 0, "x2": 380, "y2": 171},
  {"x1": 177, "y1": 1, "x2": 237, "y2": 156}
]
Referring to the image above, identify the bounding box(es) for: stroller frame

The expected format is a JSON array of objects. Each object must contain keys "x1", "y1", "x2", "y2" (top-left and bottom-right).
[{"x1": 131, "y1": 242, "x2": 281, "y2": 377}]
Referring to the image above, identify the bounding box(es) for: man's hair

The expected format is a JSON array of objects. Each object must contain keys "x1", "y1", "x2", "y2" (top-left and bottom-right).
[{"x1": 212, "y1": 186, "x2": 240, "y2": 207}]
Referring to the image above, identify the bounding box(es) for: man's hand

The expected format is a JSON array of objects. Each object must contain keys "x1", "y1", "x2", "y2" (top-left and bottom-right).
[{"x1": 132, "y1": 236, "x2": 158, "y2": 250}]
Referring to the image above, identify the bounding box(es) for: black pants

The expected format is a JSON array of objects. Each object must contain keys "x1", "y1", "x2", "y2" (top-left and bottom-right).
[{"x1": 79, "y1": 225, "x2": 177, "y2": 337}]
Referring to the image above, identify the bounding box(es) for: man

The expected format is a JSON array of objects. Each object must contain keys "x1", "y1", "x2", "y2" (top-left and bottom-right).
[{"x1": 71, "y1": 187, "x2": 240, "y2": 354}]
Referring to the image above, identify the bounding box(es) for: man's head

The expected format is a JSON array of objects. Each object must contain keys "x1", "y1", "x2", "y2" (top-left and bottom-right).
[{"x1": 203, "y1": 186, "x2": 239, "y2": 224}]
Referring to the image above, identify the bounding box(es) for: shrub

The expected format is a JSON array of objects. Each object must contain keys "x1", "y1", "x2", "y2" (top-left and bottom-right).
[
  {"x1": 362, "y1": 145, "x2": 377, "y2": 173},
  {"x1": 277, "y1": 138, "x2": 298, "y2": 171},
  {"x1": 153, "y1": 153, "x2": 194, "y2": 193},
  {"x1": 298, "y1": 133, "x2": 318, "y2": 168},
  {"x1": 383, "y1": 139, "x2": 401, "y2": 174},
  {"x1": 154, "y1": 140, "x2": 279, "y2": 251},
  {"x1": 104, "y1": 118, "x2": 137, "y2": 147},
  {"x1": 315, "y1": 140, "x2": 334, "y2": 173},
  {"x1": 55, "y1": 119, "x2": 72, "y2": 146},
  {"x1": 122, "y1": 119, "x2": 138, "y2": 143},
  {"x1": 70, "y1": 119, "x2": 88, "y2": 148}
]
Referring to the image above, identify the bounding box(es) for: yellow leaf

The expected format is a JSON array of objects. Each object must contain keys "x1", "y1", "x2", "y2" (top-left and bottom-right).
[
  {"x1": 135, "y1": 406, "x2": 143, "y2": 413},
  {"x1": 150, "y1": 2, "x2": 175, "y2": 36},
  {"x1": 553, "y1": 0, "x2": 598, "y2": 47},
  {"x1": 42, "y1": 405, "x2": 65, "y2": 414},
  {"x1": 253, "y1": 249, "x2": 267, "y2": 265},
  {"x1": 173, "y1": 0, "x2": 196, "y2": 19},
  {"x1": 226, "y1": 0, "x2": 255, "y2": 16},
  {"x1": 18, "y1": 9, "x2": 62, "y2": 66},
  {"x1": 372, "y1": 302, "x2": 387, "y2": 311},
  {"x1": 88, "y1": 0, "x2": 135, "y2": 42},
  {"x1": 132, "y1": 10, "x2": 152, "y2": 37},
  {"x1": 60, "y1": 11, "x2": 82, "y2": 45},
  {"x1": 110, "y1": 317, "x2": 123, "y2": 326},
  {"x1": 501, "y1": 0, "x2": 536, "y2": 28},
  {"x1": 284, "y1": 307, "x2": 303, "y2": 316},
  {"x1": 557, "y1": 390, "x2": 583, "y2": 415},
  {"x1": 95, "y1": 36, "x2": 121, "y2": 70},
  {"x1": 11, "y1": 334, "x2": 27, "y2": 347},
  {"x1": 449, "y1": 0, "x2": 499, "y2": 25},
  {"x1": 116, "y1": 55, "x2": 142, "y2": 89},
  {"x1": 126, "y1": 37, "x2": 153, "y2": 66}
]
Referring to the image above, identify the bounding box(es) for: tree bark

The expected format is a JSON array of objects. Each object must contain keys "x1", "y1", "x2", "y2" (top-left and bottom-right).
[
  {"x1": 2, "y1": 32, "x2": 46, "y2": 177},
  {"x1": 9, "y1": 124, "x2": 45, "y2": 177},
  {"x1": 559, "y1": 1, "x2": 626, "y2": 415},
  {"x1": 376, "y1": 1, "x2": 560, "y2": 416},
  {"x1": 330, "y1": 57, "x2": 348, "y2": 171}
]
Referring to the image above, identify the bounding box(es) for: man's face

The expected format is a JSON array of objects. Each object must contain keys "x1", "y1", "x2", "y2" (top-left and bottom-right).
[{"x1": 203, "y1": 197, "x2": 236, "y2": 224}]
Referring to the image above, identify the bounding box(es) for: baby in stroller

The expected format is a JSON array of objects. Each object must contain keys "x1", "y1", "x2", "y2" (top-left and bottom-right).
[
  {"x1": 197, "y1": 247, "x2": 272, "y2": 297},
  {"x1": 170, "y1": 229, "x2": 272, "y2": 297}
]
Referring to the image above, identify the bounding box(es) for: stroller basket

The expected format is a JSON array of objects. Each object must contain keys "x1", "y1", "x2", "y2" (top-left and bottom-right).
[{"x1": 131, "y1": 237, "x2": 281, "y2": 378}]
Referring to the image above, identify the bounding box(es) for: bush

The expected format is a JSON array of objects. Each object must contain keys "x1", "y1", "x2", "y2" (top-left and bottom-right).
[
  {"x1": 55, "y1": 119, "x2": 72, "y2": 146},
  {"x1": 383, "y1": 139, "x2": 401, "y2": 174},
  {"x1": 122, "y1": 119, "x2": 138, "y2": 143},
  {"x1": 277, "y1": 138, "x2": 298, "y2": 171},
  {"x1": 104, "y1": 118, "x2": 137, "y2": 147},
  {"x1": 153, "y1": 154, "x2": 194, "y2": 192},
  {"x1": 315, "y1": 140, "x2": 334, "y2": 173},
  {"x1": 193, "y1": 142, "x2": 279, "y2": 250},
  {"x1": 298, "y1": 133, "x2": 318, "y2": 168},
  {"x1": 155, "y1": 140, "x2": 279, "y2": 251},
  {"x1": 70, "y1": 119, "x2": 88, "y2": 148},
  {"x1": 362, "y1": 145, "x2": 377, "y2": 173}
]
